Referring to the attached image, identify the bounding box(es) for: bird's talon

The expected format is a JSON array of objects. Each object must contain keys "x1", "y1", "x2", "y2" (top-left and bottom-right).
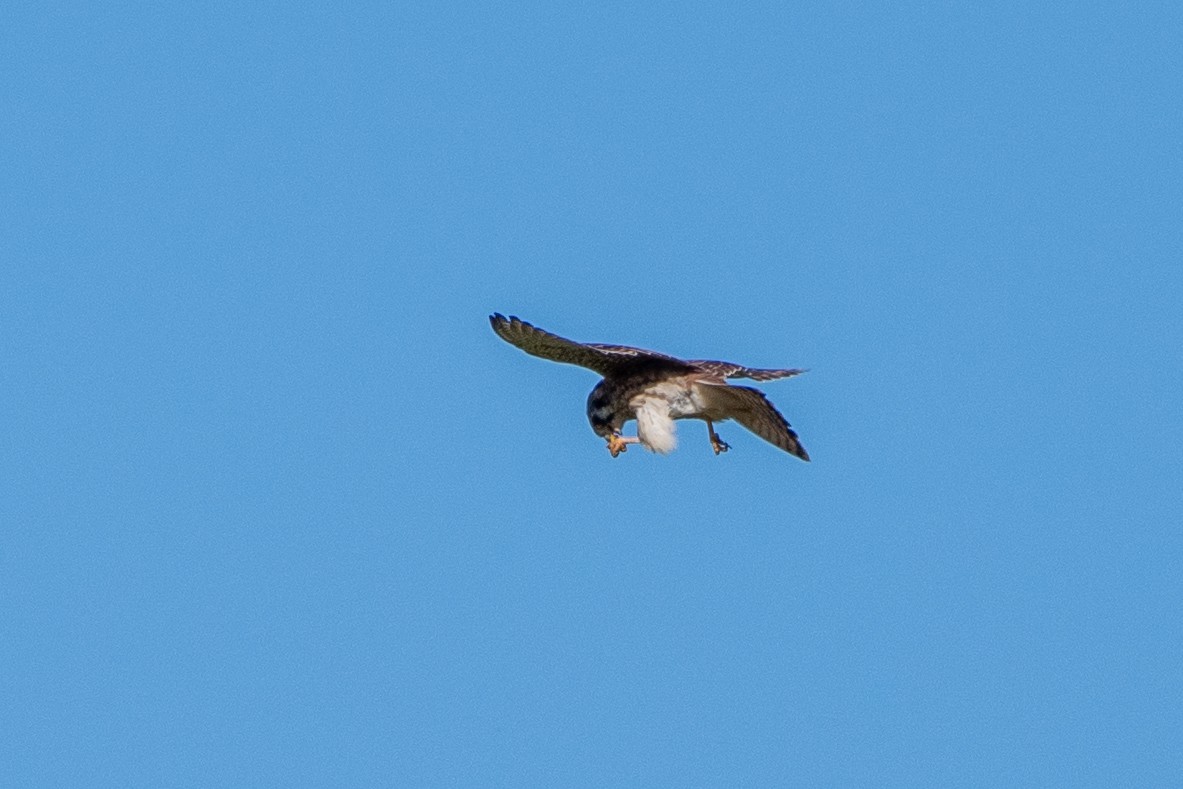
[{"x1": 711, "y1": 438, "x2": 730, "y2": 455}]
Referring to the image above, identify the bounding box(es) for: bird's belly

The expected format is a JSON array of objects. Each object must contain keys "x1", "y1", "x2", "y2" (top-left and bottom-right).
[
  {"x1": 667, "y1": 391, "x2": 705, "y2": 419},
  {"x1": 629, "y1": 380, "x2": 704, "y2": 420}
]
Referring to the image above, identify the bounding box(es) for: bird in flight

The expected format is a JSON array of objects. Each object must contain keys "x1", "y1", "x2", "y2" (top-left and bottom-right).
[{"x1": 489, "y1": 314, "x2": 810, "y2": 460}]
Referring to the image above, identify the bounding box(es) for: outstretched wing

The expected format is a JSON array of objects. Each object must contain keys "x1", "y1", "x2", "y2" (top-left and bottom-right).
[
  {"x1": 689, "y1": 360, "x2": 807, "y2": 382},
  {"x1": 489, "y1": 314, "x2": 692, "y2": 377},
  {"x1": 699, "y1": 383, "x2": 810, "y2": 461}
]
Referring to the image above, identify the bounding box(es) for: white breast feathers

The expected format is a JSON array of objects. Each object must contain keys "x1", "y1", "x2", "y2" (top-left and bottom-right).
[
  {"x1": 633, "y1": 397, "x2": 678, "y2": 453},
  {"x1": 630, "y1": 379, "x2": 702, "y2": 454}
]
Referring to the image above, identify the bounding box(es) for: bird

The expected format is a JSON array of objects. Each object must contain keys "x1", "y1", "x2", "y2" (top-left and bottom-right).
[{"x1": 489, "y1": 313, "x2": 810, "y2": 460}]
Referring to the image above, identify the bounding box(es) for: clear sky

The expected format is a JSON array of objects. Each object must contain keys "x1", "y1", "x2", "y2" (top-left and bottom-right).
[{"x1": 3, "y1": 2, "x2": 1181, "y2": 786}]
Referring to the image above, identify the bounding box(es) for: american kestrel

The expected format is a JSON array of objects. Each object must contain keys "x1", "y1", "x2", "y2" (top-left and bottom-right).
[{"x1": 490, "y1": 314, "x2": 810, "y2": 460}]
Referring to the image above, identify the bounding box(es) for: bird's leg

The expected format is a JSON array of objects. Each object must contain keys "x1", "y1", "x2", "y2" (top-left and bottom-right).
[
  {"x1": 706, "y1": 420, "x2": 730, "y2": 455},
  {"x1": 606, "y1": 433, "x2": 639, "y2": 457}
]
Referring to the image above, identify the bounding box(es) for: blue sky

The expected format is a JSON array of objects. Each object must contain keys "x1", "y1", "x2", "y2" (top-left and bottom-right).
[{"x1": 3, "y1": 2, "x2": 1181, "y2": 786}]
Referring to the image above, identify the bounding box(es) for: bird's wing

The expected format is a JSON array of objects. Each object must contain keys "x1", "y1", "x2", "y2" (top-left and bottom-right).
[
  {"x1": 689, "y1": 360, "x2": 807, "y2": 382},
  {"x1": 698, "y1": 383, "x2": 810, "y2": 460},
  {"x1": 490, "y1": 314, "x2": 692, "y2": 377}
]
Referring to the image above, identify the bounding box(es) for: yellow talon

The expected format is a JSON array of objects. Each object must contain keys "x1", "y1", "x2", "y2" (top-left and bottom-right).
[{"x1": 607, "y1": 434, "x2": 629, "y2": 457}]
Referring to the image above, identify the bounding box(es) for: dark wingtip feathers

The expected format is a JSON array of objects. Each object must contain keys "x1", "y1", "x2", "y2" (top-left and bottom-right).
[
  {"x1": 489, "y1": 312, "x2": 522, "y2": 339},
  {"x1": 742, "y1": 367, "x2": 809, "y2": 382},
  {"x1": 490, "y1": 313, "x2": 529, "y2": 330}
]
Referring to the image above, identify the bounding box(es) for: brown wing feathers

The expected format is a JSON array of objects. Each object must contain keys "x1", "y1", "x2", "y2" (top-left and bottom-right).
[
  {"x1": 689, "y1": 360, "x2": 807, "y2": 382},
  {"x1": 700, "y1": 383, "x2": 810, "y2": 461},
  {"x1": 489, "y1": 314, "x2": 693, "y2": 376}
]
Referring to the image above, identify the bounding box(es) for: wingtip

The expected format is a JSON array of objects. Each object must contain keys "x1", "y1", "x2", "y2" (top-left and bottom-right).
[
  {"x1": 790, "y1": 431, "x2": 811, "y2": 461},
  {"x1": 490, "y1": 313, "x2": 534, "y2": 340},
  {"x1": 490, "y1": 313, "x2": 532, "y2": 333}
]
